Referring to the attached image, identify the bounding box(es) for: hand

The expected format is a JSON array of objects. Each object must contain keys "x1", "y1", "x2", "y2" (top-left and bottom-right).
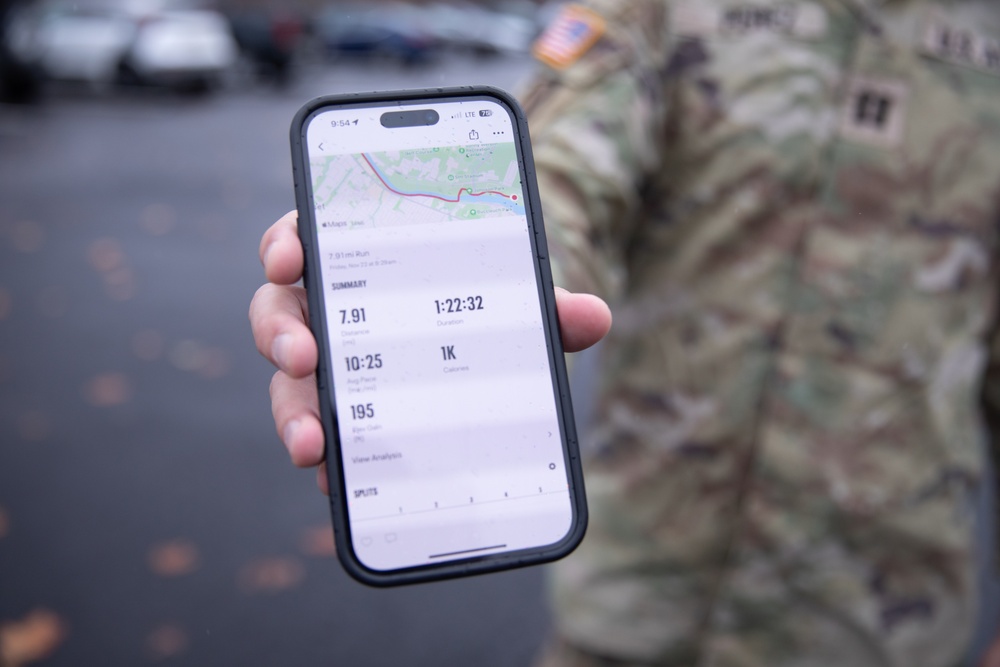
[
  {"x1": 249, "y1": 211, "x2": 613, "y2": 493},
  {"x1": 981, "y1": 633, "x2": 1000, "y2": 667}
]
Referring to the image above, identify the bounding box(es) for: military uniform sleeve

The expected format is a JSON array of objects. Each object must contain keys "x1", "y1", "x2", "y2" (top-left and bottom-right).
[
  {"x1": 520, "y1": 0, "x2": 675, "y2": 302},
  {"x1": 980, "y1": 322, "x2": 1000, "y2": 570}
]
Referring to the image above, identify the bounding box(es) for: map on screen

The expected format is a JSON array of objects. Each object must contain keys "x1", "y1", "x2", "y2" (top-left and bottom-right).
[{"x1": 310, "y1": 143, "x2": 525, "y2": 229}]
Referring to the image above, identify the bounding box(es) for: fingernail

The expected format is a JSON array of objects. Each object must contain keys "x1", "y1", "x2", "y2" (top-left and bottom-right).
[
  {"x1": 284, "y1": 419, "x2": 300, "y2": 447},
  {"x1": 272, "y1": 333, "x2": 292, "y2": 369},
  {"x1": 262, "y1": 242, "x2": 272, "y2": 269}
]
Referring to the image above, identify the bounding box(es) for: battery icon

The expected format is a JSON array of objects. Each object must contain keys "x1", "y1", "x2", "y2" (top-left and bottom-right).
[{"x1": 479, "y1": 110, "x2": 493, "y2": 117}]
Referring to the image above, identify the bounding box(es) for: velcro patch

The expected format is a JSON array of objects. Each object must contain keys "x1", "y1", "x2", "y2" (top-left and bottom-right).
[
  {"x1": 921, "y1": 12, "x2": 1000, "y2": 77},
  {"x1": 670, "y1": 1, "x2": 827, "y2": 40},
  {"x1": 532, "y1": 4, "x2": 607, "y2": 70},
  {"x1": 839, "y1": 77, "x2": 910, "y2": 148}
]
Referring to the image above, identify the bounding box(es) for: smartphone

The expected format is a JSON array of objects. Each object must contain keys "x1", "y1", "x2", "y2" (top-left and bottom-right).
[{"x1": 289, "y1": 87, "x2": 586, "y2": 586}]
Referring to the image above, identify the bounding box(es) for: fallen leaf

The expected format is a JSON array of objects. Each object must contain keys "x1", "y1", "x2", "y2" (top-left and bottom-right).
[
  {"x1": 139, "y1": 204, "x2": 176, "y2": 237},
  {"x1": 148, "y1": 540, "x2": 200, "y2": 577},
  {"x1": 86, "y1": 238, "x2": 124, "y2": 274},
  {"x1": 167, "y1": 341, "x2": 231, "y2": 379},
  {"x1": 85, "y1": 239, "x2": 137, "y2": 300},
  {"x1": 103, "y1": 267, "x2": 136, "y2": 302},
  {"x1": 0, "y1": 609, "x2": 67, "y2": 667},
  {"x1": 238, "y1": 557, "x2": 305, "y2": 594},
  {"x1": 83, "y1": 373, "x2": 132, "y2": 408},
  {"x1": 300, "y1": 525, "x2": 336, "y2": 558},
  {"x1": 146, "y1": 623, "x2": 188, "y2": 660},
  {"x1": 168, "y1": 340, "x2": 209, "y2": 373},
  {"x1": 196, "y1": 348, "x2": 230, "y2": 380}
]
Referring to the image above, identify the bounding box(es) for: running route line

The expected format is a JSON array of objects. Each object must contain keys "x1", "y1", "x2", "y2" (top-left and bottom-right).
[{"x1": 361, "y1": 153, "x2": 518, "y2": 204}]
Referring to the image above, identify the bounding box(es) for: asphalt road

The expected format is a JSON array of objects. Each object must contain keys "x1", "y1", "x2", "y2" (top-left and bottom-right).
[{"x1": 0, "y1": 55, "x2": 563, "y2": 667}]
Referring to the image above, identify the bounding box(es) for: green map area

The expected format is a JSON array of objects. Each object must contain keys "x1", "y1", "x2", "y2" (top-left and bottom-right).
[{"x1": 311, "y1": 143, "x2": 525, "y2": 229}]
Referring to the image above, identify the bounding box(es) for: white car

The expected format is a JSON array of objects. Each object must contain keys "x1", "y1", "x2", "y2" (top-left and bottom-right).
[
  {"x1": 7, "y1": 2, "x2": 238, "y2": 92},
  {"x1": 424, "y1": 3, "x2": 537, "y2": 56}
]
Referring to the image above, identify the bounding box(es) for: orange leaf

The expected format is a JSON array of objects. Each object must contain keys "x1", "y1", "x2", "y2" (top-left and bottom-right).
[
  {"x1": 86, "y1": 238, "x2": 123, "y2": 273},
  {"x1": 238, "y1": 557, "x2": 305, "y2": 594},
  {"x1": 0, "y1": 609, "x2": 67, "y2": 667},
  {"x1": 300, "y1": 525, "x2": 336, "y2": 558},
  {"x1": 83, "y1": 373, "x2": 132, "y2": 408},
  {"x1": 146, "y1": 623, "x2": 188, "y2": 660},
  {"x1": 148, "y1": 540, "x2": 200, "y2": 577}
]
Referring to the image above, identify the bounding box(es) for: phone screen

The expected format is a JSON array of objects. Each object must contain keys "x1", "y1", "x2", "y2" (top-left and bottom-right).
[{"x1": 300, "y1": 95, "x2": 577, "y2": 574}]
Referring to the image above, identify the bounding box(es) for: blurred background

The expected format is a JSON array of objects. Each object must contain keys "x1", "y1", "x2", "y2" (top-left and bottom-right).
[{"x1": 0, "y1": 0, "x2": 569, "y2": 665}]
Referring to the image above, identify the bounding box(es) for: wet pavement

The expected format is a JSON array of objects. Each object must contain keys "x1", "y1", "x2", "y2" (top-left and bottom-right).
[{"x1": 0, "y1": 55, "x2": 559, "y2": 667}]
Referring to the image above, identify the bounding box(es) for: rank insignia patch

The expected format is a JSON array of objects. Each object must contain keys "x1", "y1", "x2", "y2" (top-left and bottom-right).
[
  {"x1": 839, "y1": 76, "x2": 910, "y2": 148},
  {"x1": 532, "y1": 4, "x2": 607, "y2": 70}
]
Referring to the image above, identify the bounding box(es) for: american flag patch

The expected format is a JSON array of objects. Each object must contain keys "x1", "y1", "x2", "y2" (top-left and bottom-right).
[{"x1": 532, "y1": 4, "x2": 607, "y2": 70}]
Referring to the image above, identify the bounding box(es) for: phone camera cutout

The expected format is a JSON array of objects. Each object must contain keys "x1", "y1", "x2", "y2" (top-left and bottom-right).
[{"x1": 380, "y1": 109, "x2": 440, "y2": 128}]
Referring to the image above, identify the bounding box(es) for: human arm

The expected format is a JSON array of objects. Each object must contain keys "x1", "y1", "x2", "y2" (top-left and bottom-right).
[
  {"x1": 980, "y1": 635, "x2": 1000, "y2": 667},
  {"x1": 979, "y1": 325, "x2": 1000, "y2": 667},
  {"x1": 519, "y1": 0, "x2": 677, "y2": 300}
]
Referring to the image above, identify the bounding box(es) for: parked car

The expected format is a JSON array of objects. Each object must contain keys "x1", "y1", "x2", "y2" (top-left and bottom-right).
[
  {"x1": 6, "y1": 1, "x2": 238, "y2": 93},
  {"x1": 314, "y1": 4, "x2": 437, "y2": 66},
  {"x1": 1, "y1": 1, "x2": 43, "y2": 103},
  {"x1": 118, "y1": 9, "x2": 238, "y2": 92},
  {"x1": 225, "y1": 9, "x2": 306, "y2": 86},
  {"x1": 424, "y1": 3, "x2": 537, "y2": 56}
]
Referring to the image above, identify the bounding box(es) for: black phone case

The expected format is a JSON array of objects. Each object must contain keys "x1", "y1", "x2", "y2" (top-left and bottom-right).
[{"x1": 289, "y1": 86, "x2": 587, "y2": 586}]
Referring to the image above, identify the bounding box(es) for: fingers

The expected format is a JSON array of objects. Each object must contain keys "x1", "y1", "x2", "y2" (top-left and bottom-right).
[
  {"x1": 256, "y1": 208, "x2": 609, "y2": 499},
  {"x1": 249, "y1": 283, "x2": 317, "y2": 379},
  {"x1": 554, "y1": 287, "x2": 612, "y2": 352},
  {"x1": 257, "y1": 211, "x2": 326, "y2": 489},
  {"x1": 270, "y1": 370, "x2": 325, "y2": 469},
  {"x1": 317, "y1": 465, "x2": 330, "y2": 496},
  {"x1": 259, "y1": 210, "x2": 304, "y2": 285},
  {"x1": 979, "y1": 635, "x2": 1000, "y2": 667}
]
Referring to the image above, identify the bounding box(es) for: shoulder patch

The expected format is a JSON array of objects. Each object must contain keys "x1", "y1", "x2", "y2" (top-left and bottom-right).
[
  {"x1": 532, "y1": 4, "x2": 607, "y2": 70},
  {"x1": 920, "y1": 11, "x2": 1000, "y2": 77}
]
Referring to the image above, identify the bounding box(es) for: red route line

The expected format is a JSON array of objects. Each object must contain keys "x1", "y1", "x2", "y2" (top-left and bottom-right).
[{"x1": 361, "y1": 153, "x2": 516, "y2": 203}]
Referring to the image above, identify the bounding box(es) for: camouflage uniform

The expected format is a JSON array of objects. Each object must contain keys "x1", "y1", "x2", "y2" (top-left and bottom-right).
[{"x1": 521, "y1": 1, "x2": 1000, "y2": 665}]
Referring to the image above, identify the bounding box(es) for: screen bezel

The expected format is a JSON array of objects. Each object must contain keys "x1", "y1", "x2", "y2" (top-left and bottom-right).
[{"x1": 290, "y1": 87, "x2": 587, "y2": 586}]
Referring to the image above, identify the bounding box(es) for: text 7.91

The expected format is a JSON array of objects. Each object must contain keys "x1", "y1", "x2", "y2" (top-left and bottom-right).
[{"x1": 340, "y1": 308, "x2": 366, "y2": 324}]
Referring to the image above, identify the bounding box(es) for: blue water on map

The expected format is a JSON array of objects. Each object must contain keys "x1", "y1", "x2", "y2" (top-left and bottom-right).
[{"x1": 363, "y1": 154, "x2": 526, "y2": 217}]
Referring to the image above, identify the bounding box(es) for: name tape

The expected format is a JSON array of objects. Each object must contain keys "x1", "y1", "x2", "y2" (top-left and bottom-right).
[
  {"x1": 671, "y1": 1, "x2": 828, "y2": 40},
  {"x1": 922, "y1": 15, "x2": 1000, "y2": 77}
]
